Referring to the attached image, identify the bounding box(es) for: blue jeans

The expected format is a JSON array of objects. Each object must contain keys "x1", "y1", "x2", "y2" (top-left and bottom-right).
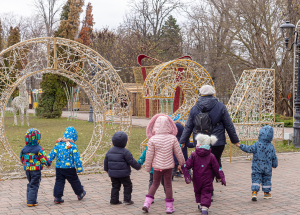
[{"x1": 26, "y1": 171, "x2": 41, "y2": 204}]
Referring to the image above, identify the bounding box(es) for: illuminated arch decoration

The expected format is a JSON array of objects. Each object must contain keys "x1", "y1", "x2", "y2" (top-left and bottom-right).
[
  {"x1": 226, "y1": 68, "x2": 284, "y2": 161},
  {"x1": 226, "y1": 68, "x2": 284, "y2": 141},
  {"x1": 140, "y1": 57, "x2": 214, "y2": 149},
  {"x1": 0, "y1": 37, "x2": 132, "y2": 179}
]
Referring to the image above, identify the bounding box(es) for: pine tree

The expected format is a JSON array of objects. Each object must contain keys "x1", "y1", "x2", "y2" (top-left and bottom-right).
[
  {"x1": 7, "y1": 26, "x2": 20, "y2": 47},
  {"x1": 77, "y1": 2, "x2": 94, "y2": 46},
  {"x1": 160, "y1": 15, "x2": 182, "y2": 60},
  {"x1": 55, "y1": 0, "x2": 85, "y2": 40}
]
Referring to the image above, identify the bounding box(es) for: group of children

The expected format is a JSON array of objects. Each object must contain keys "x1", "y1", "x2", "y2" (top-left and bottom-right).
[
  {"x1": 20, "y1": 113, "x2": 278, "y2": 214},
  {"x1": 20, "y1": 127, "x2": 86, "y2": 206}
]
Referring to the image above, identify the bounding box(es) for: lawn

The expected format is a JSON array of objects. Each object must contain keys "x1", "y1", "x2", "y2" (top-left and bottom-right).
[{"x1": 3, "y1": 112, "x2": 300, "y2": 169}]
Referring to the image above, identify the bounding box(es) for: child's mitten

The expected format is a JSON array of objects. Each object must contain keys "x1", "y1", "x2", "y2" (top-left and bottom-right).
[
  {"x1": 218, "y1": 170, "x2": 226, "y2": 186},
  {"x1": 181, "y1": 164, "x2": 192, "y2": 184}
]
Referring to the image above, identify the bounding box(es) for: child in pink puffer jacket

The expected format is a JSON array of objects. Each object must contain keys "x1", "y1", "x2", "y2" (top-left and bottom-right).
[{"x1": 142, "y1": 114, "x2": 185, "y2": 214}]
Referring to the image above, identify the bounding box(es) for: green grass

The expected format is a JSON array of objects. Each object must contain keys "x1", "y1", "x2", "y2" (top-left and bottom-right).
[{"x1": 275, "y1": 113, "x2": 293, "y2": 127}]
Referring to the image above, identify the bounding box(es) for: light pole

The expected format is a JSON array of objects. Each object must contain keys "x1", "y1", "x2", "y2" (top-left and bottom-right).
[
  {"x1": 280, "y1": 21, "x2": 300, "y2": 147},
  {"x1": 88, "y1": 68, "x2": 96, "y2": 122}
]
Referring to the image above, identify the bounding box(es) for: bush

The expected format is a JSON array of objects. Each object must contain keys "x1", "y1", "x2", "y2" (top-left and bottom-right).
[{"x1": 36, "y1": 73, "x2": 75, "y2": 118}]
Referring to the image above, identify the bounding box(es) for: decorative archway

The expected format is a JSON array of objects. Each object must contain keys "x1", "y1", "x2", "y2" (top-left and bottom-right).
[
  {"x1": 0, "y1": 37, "x2": 132, "y2": 179},
  {"x1": 140, "y1": 58, "x2": 214, "y2": 149}
]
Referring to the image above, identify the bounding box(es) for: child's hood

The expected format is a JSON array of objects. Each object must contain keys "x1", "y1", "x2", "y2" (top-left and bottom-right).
[
  {"x1": 146, "y1": 114, "x2": 177, "y2": 138},
  {"x1": 258, "y1": 125, "x2": 273, "y2": 144},
  {"x1": 25, "y1": 128, "x2": 41, "y2": 146},
  {"x1": 175, "y1": 123, "x2": 184, "y2": 141},
  {"x1": 195, "y1": 147, "x2": 211, "y2": 157},
  {"x1": 63, "y1": 127, "x2": 78, "y2": 143},
  {"x1": 112, "y1": 131, "x2": 128, "y2": 148}
]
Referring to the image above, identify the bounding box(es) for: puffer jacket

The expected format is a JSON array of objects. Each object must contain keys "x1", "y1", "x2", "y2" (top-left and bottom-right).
[
  {"x1": 145, "y1": 114, "x2": 185, "y2": 172},
  {"x1": 47, "y1": 127, "x2": 83, "y2": 172},
  {"x1": 20, "y1": 128, "x2": 50, "y2": 171},
  {"x1": 181, "y1": 148, "x2": 226, "y2": 191},
  {"x1": 173, "y1": 122, "x2": 193, "y2": 165},
  {"x1": 104, "y1": 131, "x2": 141, "y2": 178},
  {"x1": 240, "y1": 125, "x2": 278, "y2": 174},
  {"x1": 180, "y1": 96, "x2": 239, "y2": 146}
]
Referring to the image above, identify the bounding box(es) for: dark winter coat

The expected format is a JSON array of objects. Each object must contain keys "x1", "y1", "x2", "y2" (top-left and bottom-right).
[
  {"x1": 173, "y1": 123, "x2": 193, "y2": 165},
  {"x1": 240, "y1": 125, "x2": 278, "y2": 175},
  {"x1": 181, "y1": 148, "x2": 225, "y2": 193},
  {"x1": 179, "y1": 96, "x2": 239, "y2": 146},
  {"x1": 104, "y1": 131, "x2": 141, "y2": 178}
]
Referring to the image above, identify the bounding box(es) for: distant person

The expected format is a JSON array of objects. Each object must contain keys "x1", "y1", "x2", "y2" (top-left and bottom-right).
[
  {"x1": 181, "y1": 133, "x2": 226, "y2": 215},
  {"x1": 142, "y1": 114, "x2": 185, "y2": 214},
  {"x1": 104, "y1": 131, "x2": 142, "y2": 205},
  {"x1": 20, "y1": 128, "x2": 50, "y2": 207},
  {"x1": 236, "y1": 125, "x2": 278, "y2": 201},
  {"x1": 47, "y1": 127, "x2": 86, "y2": 204}
]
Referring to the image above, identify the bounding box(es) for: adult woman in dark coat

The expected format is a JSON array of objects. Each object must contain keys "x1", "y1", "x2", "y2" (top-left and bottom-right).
[{"x1": 179, "y1": 85, "x2": 240, "y2": 170}]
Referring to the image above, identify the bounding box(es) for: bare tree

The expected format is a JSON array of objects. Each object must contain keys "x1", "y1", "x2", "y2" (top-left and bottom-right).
[
  {"x1": 33, "y1": 0, "x2": 63, "y2": 36},
  {"x1": 126, "y1": 0, "x2": 183, "y2": 41}
]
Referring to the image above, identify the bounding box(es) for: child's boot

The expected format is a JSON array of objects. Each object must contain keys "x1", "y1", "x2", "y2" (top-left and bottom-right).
[
  {"x1": 264, "y1": 192, "x2": 272, "y2": 199},
  {"x1": 198, "y1": 203, "x2": 202, "y2": 211},
  {"x1": 78, "y1": 190, "x2": 86, "y2": 200},
  {"x1": 202, "y1": 206, "x2": 208, "y2": 214},
  {"x1": 54, "y1": 197, "x2": 64, "y2": 204},
  {"x1": 252, "y1": 191, "x2": 257, "y2": 201},
  {"x1": 142, "y1": 195, "x2": 154, "y2": 213},
  {"x1": 165, "y1": 198, "x2": 175, "y2": 214}
]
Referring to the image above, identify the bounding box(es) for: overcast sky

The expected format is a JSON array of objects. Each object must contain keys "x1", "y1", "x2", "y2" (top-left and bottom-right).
[{"x1": 0, "y1": 0, "x2": 189, "y2": 30}]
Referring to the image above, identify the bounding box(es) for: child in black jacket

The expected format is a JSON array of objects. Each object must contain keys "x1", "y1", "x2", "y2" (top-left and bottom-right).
[{"x1": 104, "y1": 131, "x2": 141, "y2": 205}]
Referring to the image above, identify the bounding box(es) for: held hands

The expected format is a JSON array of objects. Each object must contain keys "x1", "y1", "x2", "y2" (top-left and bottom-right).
[
  {"x1": 181, "y1": 143, "x2": 185, "y2": 148},
  {"x1": 235, "y1": 142, "x2": 241, "y2": 147},
  {"x1": 56, "y1": 138, "x2": 75, "y2": 143},
  {"x1": 139, "y1": 165, "x2": 143, "y2": 170}
]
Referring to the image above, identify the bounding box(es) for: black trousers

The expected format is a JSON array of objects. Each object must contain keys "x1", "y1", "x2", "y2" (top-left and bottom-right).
[
  {"x1": 54, "y1": 168, "x2": 84, "y2": 198},
  {"x1": 26, "y1": 171, "x2": 41, "y2": 204},
  {"x1": 211, "y1": 145, "x2": 225, "y2": 168},
  {"x1": 110, "y1": 176, "x2": 132, "y2": 203}
]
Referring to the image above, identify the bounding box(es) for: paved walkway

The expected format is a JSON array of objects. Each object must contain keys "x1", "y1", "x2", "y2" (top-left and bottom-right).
[{"x1": 0, "y1": 152, "x2": 299, "y2": 215}]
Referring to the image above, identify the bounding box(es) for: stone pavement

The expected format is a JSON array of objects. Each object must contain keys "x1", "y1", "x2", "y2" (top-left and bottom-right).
[{"x1": 1, "y1": 152, "x2": 300, "y2": 215}]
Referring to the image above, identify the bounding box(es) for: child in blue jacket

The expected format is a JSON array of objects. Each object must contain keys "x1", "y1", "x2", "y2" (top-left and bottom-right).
[
  {"x1": 47, "y1": 126, "x2": 86, "y2": 204},
  {"x1": 236, "y1": 125, "x2": 278, "y2": 201},
  {"x1": 20, "y1": 128, "x2": 50, "y2": 207}
]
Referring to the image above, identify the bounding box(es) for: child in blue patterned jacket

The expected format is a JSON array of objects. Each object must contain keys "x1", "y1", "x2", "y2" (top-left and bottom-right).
[
  {"x1": 236, "y1": 125, "x2": 278, "y2": 201},
  {"x1": 47, "y1": 126, "x2": 86, "y2": 204},
  {"x1": 20, "y1": 128, "x2": 50, "y2": 207}
]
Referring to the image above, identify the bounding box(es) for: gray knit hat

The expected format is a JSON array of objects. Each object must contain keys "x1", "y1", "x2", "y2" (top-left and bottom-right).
[{"x1": 200, "y1": 85, "x2": 216, "y2": 96}]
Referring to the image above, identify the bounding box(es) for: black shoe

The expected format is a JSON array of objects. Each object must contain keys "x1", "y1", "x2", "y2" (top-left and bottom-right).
[
  {"x1": 54, "y1": 197, "x2": 64, "y2": 204},
  {"x1": 211, "y1": 198, "x2": 213, "y2": 202},
  {"x1": 123, "y1": 200, "x2": 134, "y2": 205},
  {"x1": 110, "y1": 201, "x2": 122, "y2": 205},
  {"x1": 78, "y1": 190, "x2": 86, "y2": 200}
]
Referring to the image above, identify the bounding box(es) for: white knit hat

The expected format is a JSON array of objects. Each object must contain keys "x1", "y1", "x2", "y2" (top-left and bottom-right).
[
  {"x1": 196, "y1": 134, "x2": 218, "y2": 146},
  {"x1": 200, "y1": 85, "x2": 216, "y2": 96}
]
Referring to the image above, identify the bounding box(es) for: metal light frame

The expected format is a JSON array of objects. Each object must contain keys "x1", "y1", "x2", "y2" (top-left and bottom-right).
[{"x1": 0, "y1": 37, "x2": 132, "y2": 179}]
